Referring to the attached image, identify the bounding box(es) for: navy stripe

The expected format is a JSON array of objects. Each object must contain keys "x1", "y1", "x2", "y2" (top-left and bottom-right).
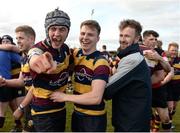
[{"x1": 31, "y1": 97, "x2": 65, "y2": 112}]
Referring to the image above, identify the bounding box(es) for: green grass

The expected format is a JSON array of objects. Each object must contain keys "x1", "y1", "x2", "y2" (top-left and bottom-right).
[{"x1": 1, "y1": 101, "x2": 180, "y2": 132}]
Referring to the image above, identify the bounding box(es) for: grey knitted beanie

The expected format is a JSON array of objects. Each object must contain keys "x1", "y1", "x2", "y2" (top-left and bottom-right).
[{"x1": 45, "y1": 8, "x2": 71, "y2": 38}]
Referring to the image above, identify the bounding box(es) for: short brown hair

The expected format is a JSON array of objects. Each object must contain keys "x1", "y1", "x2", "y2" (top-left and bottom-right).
[
  {"x1": 119, "y1": 19, "x2": 142, "y2": 36},
  {"x1": 15, "y1": 25, "x2": 36, "y2": 39},
  {"x1": 143, "y1": 30, "x2": 159, "y2": 38},
  {"x1": 80, "y1": 20, "x2": 101, "y2": 35},
  {"x1": 168, "y1": 42, "x2": 179, "y2": 50}
]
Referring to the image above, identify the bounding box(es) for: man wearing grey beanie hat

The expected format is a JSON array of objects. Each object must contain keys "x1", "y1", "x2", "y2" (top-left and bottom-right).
[{"x1": 26, "y1": 8, "x2": 72, "y2": 131}]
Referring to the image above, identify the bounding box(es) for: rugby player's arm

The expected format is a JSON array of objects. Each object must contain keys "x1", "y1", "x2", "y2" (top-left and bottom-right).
[
  {"x1": 5, "y1": 72, "x2": 24, "y2": 88},
  {"x1": 0, "y1": 44, "x2": 20, "y2": 53},
  {"x1": 161, "y1": 67, "x2": 174, "y2": 85},
  {"x1": 66, "y1": 79, "x2": 106, "y2": 105},
  {"x1": 20, "y1": 88, "x2": 33, "y2": 107},
  {"x1": 50, "y1": 79, "x2": 106, "y2": 105},
  {"x1": 158, "y1": 55, "x2": 171, "y2": 73}
]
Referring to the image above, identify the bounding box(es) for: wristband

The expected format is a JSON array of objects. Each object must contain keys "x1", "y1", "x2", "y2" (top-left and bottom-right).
[{"x1": 18, "y1": 104, "x2": 24, "y2": 112}]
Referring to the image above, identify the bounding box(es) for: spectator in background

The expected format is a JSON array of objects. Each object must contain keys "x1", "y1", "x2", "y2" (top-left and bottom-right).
[
  {"x1": 101, "y1": 44, "x2": 111, "y2": 60},
  {"x1": 155, "y1": 40, "x2": 164, "y2": 56},
  {"x1": 166, "y1": 42, "x2": 180, "y2": 130},
  {"x1": 101, "y1": 44, "x2": 113, "y2": 74},
  {"x1": 0, "y1": 35, "x2": 21, "y2": 129},
  {"x1": 1, "y1": 35, "x2": 25, "y2": 132},
  {"x1": 143, "y1": 30, "x2": 172, "y2": 132},
  {"x1": 1, "y1": 26, "x2": 36, "y2": 132}
]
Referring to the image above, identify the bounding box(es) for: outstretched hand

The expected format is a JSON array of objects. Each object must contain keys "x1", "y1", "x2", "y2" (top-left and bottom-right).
[{"x1": 29, "y1": 52, "x2": 57, "y2": 74}]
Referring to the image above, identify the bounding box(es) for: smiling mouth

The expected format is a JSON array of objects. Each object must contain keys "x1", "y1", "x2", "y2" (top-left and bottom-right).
[
  {"x1": 82, "y1": 41, "x2": 90, "y2": 44},
  {"x1": 52, "y1": 38, "x2": 61, "y2": 42}
]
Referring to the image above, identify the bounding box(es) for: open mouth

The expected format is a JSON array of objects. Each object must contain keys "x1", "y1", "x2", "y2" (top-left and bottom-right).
[{"x1": 52, "y1": 37, "x2": 61, "y2": 42}]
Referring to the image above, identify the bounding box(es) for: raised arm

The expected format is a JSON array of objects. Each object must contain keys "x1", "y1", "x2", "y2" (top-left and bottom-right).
[
  {"x1": 0, "y1": 44, "x2": 20, "y2": 53},
  {"x1": 29, "y1": 51, "x2": 57, "y2": 74}
]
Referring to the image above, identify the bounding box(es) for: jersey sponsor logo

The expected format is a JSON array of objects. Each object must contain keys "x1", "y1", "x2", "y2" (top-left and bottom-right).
[
  {"x1": 75, "y1": 68, "x2": 92, "y2": 82},
  {"x1": 49, "y1": 71, "x2": 69, "y2": 86}
]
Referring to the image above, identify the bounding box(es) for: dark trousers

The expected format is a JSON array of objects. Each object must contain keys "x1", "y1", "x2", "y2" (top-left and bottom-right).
[
  {"x1": 32, "y1": 109, "x2": 66, "y2": 132},
  {"x1": 71, "y1": 111, "x2": 107, "y2": 132}
]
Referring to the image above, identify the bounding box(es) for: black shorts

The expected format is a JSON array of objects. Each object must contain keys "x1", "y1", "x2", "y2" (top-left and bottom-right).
[
  {"x1": 71, "y1": 110, "x2": 107, "y2": 132},
  {"x1": 32, "y1": 109, "x2": 66, "y2": 132},
  {"x1": 167, "y1": 82, "x2": 180, "y2": 101},
  {"x1": 0, "y1": 87, "x2": 14, "y2": 102},
  {"x1": 152, "y1": 85, "x2": 168, "y2": 108},
  {"x1": 11, "y1": 87, "x2": 25, "y2": 99}
]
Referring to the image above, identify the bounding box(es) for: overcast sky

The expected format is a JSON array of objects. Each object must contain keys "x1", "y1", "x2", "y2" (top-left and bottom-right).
[{"x1": 0, "y1": 0, "x2": 179, "y2": 51}]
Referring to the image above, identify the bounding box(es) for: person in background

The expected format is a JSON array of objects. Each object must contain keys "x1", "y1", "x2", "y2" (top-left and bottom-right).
[
  {"x1": 155, "y1": 40, "x2": 164, "y2": 56},
  {"x1": 100, "y1": 44, "x2": 113, "y2": 74},
  {"x1": 166, "y1": 42, "x2": 180, "y2": 130},
  {"x1": 0, "y1": 35, "x2": 21, "y2": 129},
  {"x1": 1, "y1": 35, "x2": 25, "y2": 132},
  {"x1": 143, "y1": 30, "x2": 172, "y2": 132},
  {"x1": 1, "y1": 26, "x2": 36, "y2": 132},
  {"x1": 101, "y1": 44, "x2": 111, "y2": 60}
]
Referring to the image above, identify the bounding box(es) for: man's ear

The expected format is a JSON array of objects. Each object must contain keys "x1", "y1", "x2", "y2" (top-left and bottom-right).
[{"x1": 135, "y1": 35, "x2": 140, "y2": 43}]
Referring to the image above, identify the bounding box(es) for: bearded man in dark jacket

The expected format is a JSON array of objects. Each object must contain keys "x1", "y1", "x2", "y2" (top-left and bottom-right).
[{"x1": 104, "y1": 19, "x2": 152, "y2": 132}]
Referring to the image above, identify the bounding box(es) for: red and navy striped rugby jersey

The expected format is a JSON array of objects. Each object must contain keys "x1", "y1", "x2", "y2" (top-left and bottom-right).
[
  {"x1": 28, "y1": 40, "x2": 71, "y2": 115},
  {"x1": 169, "y1": 57, "x2": 180, "y2": 84},
  {"x1": 21, "y1": 54, "x2": 33, "y2": 91},
  {"x1": 72, "y1": 48, "x2": 110, "y2": 116}
]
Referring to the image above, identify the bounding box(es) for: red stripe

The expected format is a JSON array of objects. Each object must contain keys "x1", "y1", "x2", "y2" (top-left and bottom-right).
[
  {"x1": 32, "y1": 96, "x2": 60, "y2": 106},
  {"x1": 152, "y1": 82, "x2": 161, "y2": 89}
]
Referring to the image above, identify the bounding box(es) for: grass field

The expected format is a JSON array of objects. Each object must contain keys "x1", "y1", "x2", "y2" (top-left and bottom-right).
[{"x1": 0, "y1": 101, "x2": 180, "y2": 132}]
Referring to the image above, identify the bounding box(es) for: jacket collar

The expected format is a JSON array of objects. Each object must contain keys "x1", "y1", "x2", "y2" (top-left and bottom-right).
[{"x1": 117, "y1": 43, "x2": 140, "y2": 59}]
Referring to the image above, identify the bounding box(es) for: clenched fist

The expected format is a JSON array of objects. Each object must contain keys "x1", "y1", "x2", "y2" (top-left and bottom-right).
[{"x1": 29, "y1": 52, "x2": 57, "y2": 74}]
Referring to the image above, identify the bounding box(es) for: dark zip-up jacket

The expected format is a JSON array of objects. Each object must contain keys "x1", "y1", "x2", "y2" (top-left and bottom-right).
[{"x1": 104, "y1": 43, "x2": 152, "y2": 132}]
